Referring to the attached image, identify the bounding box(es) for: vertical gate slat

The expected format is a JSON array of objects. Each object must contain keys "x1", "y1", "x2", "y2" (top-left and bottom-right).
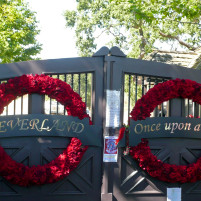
[
  {"x1": 128, "y1": 74, "x2": 131, "y2": 121},
  {"x1": 142, "y1": 76, "x2": 144, "y2": 96},
  {"x1": 85, "y1": 73, "x2": 88, "y2": 108},
  {"x1": 71, "y1": 74, "x2": 74, "y2": 89}
]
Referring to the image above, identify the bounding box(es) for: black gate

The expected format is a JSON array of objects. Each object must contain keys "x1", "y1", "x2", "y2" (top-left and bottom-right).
[
  {"x1": 100, "y1": 49, "x2": 201, "y2": 201},
  {"x1": 0, "y1": 57, "x2": 104, "y2": 201},
  {"x1": 1, "y1": 47, "x2": 201, "y2": 201}
]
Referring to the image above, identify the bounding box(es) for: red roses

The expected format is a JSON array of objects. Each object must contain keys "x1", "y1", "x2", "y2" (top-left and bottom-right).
[
  {"x1": 130, "y1": 79, "x2": 201, "y2": 120},
  {"x1": 129, "y1": 138, "x2": 201, "y2": 183},
  {"x1": 125, "y1": 79, "x2": 201, "y2": 183},
  {"x1": 0, "y1": 74, "x2": 89, "y2": 186}
]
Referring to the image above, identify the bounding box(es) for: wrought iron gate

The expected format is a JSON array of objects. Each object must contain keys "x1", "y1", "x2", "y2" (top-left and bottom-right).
[
  {"x1": 100, "y1": 48, "x2": 201, "y2": 201},
  {"x1": 1, "y1": 47, "x2": 201, "y2": 201},
  {"x1": 0, "y1": 57, "x2": 104, "y2": 201}
]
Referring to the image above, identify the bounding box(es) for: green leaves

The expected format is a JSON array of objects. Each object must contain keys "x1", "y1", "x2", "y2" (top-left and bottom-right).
[
  {"x1": 65, "y1": 10, "x2": 77, "y2": 27},
  {"x1": 0, "y1": 0, "x2": 41, "y2": 63},
  {"x1": 64, "y1": 0, "x2": 201, "y2": 58}
]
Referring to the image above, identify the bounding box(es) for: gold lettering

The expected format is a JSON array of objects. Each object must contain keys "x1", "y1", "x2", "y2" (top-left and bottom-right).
[
  {"x1": 0, "y1": 121, "x2": 7, "y2": 132},
  {"x1": 47, "y1": 120, "x2": 59, "y2": 131},
  {"x1": 134, "y1": 124, "x2": 143, "y2": 134},
  {"x1": 20, "y1": 119, "x2": 29, "y2": 130},
  {"x1": 56, "y1": 120, "x2": 65, "y2": 131},
  {"x1": 74, "y1": 123, "x2": 84, "y2": 133},
  {"x1": 194, "y1": 124, "x2": 200, "y2": 131},
  {"x1": 178, "y1": 123, "x2": 184, "y2": 130},
  {"x1": 7, "y1": 118, "x2": 21, "y2": 130},
  {"x1": 164, "y1": 123, "x2": 171, "y2": 130},
  {"x1": 29, "y1": 119, "x2": 41, "y2": 131},
  {"x1": 55, "y1": 120, "x2": 66, "y2": 132},
  {"x1": 144, "y1": 125, "x2": 150, "y2": 132},
  {"x1": 184, "y1": 123, "x2": 191, "y2": 130},
  {"x1": 156, "y1": 123, "x2": 160, "y2": 131},
  {"x1": 72, "y1": 121, "x2": 78, "y2": 132},
  {"x1": 67, "y1": 121, "x2": 75, "y2": 132},
  {"x1": 171, "y1": 123, "x2": 178, "y2": 133},
  {"x1": 54, "y1": 121, "x2": 76, "y2": 132},
  {"x1": 39, "y1": 119, "x2": 49, "y2": 131},
  {"x1": 151, "y1": 124, "x2": 156, "y2": 132}
]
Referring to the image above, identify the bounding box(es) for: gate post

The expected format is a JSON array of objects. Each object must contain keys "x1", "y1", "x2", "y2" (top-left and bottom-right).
[
  {"x1": 28, "y1": 94, "x2": 44, "y2": 114},
  {"x1": 96, "y1": 47, "x2": 126, "y2": 201},
  {"x1": 167, "y1": 98, "x2": 183, "y2": 200}
]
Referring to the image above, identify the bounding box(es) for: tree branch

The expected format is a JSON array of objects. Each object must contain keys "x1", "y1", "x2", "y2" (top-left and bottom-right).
[
  {"x1": 159, "y1": 31, "x2": 196, "y2": 51},
  {"x1": 158, "y1": 18, "x2": 201, "y2": 26},
  {"x1": 95, "y1": 24, "x2": 124, "y2": 38},
  {"x1": 95, "y1": 29, "x2": 108, "y2": 38},
  {"x1": 138, "y1": 26, "x2": 146, "y2": 59}
]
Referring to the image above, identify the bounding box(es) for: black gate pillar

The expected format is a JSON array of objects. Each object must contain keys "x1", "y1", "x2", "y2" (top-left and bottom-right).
[
  {"x1": 170, "y1": 98, "x2": 183, "y2": 117},
  {"x1": 97, "y1": 47, "x2": 126, "y2": 201},
  {"x1": 28, "y1": 94, "x2": 44, "y2": 114},
  {"x1": 169, "y1": 98, "x2": 184, "y2": 168}
]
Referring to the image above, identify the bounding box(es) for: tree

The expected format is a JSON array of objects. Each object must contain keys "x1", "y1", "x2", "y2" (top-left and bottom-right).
[
  {"x1": 64, "y1": 0, "x2": 201, "y2": 58},
  {"x1": 0, "y1": 0, "x2": 42, "y2": 63}
]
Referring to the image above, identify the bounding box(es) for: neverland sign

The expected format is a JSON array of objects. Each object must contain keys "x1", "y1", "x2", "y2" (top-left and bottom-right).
[
  {"x1": 0, "y1": 114, "x2": 101, "y2": 146},
  {"x1": 130, "y1": 117, "x2": 201, "y2": 146},
  {"x1": 117, "y1": 79, "x2": 201, "y2": 147},
  {"x1": 118, "y1": 117, "x2": 201, "y2": 147}
]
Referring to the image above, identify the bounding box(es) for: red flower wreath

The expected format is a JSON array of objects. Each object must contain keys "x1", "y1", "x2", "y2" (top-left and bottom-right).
[
  {"x1": 0, "y1": 74, "x2": 91, "y2": 186},
  {"x1": 125, "y1": 79, "x2": 201, "y2": 183}
]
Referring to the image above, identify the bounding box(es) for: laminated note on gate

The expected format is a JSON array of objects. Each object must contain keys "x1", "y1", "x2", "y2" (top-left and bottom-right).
[
  {"x1": 167, "y1": 188, "x2": 181, "y2": 201},
  {"x1": 106, "y1": 90, "x2": 120, "y2": 128}
]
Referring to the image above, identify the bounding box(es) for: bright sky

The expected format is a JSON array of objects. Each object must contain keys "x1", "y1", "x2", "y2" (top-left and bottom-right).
[
  {"x1": 25, "y1": 0, "x2": 79, "y2": 60},
  {"x1": 25, "y1": 0, "x2": 183, "y2": 60}
]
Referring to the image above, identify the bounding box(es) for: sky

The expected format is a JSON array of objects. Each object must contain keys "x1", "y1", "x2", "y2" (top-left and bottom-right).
[
  {"x1": 25, "y1": 0, "x2": 79, "y2": 60},
  {"x1": 25, "y1": 0, "x2": 183, "y2": 60}
]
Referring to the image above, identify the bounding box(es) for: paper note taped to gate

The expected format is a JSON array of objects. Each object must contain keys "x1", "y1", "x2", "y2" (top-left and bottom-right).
[
  {"x1": 106, "y1": 90, "x2": 120, "y2": 128},
  {"x1": 167, "y1": 188, "x2": 181, "y2": 201}
]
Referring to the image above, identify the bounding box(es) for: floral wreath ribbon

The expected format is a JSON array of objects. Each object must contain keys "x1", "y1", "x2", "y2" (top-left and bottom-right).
[
  {"x1": 0, "y1": 74, "x2": 100, "y2": 186},
  {"x1": 116, "y1": 79, "x2": 201, "y2": 183}
]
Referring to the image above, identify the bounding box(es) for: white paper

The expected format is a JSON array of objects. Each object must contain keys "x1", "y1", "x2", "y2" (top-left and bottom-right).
[
  {"x1": 167, "y1": 188, "x2": 181, "y2": 201},
  {"x1": 106, "y1": 90, "x2": 120, "y2": 128},
  {"x1": 103, "y1": 136, "x2": 118, "y2": 162}
]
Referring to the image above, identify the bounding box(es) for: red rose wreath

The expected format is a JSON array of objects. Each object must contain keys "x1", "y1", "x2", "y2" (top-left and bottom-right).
[
  {"x1": 0, "y1": 74, "x2": 91, "y2": 186},
  {"x1": 117, "y1": 79, "x2": 201, "y2": 183}
]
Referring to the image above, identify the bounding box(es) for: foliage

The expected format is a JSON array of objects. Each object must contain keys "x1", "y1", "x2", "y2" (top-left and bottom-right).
[
  {"x1": 64, "y1": 0, "x2": 201, "y2": 58},
  {"x1": 0, "y1": 0, "x2": 42, "y2": 63}
]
